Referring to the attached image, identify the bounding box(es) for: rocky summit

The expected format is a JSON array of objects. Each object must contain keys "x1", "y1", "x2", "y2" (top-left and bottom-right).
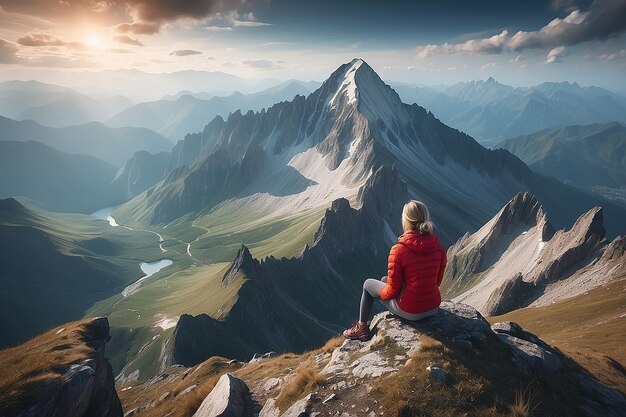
[
  {"x1": 0, "y1": 317, "x2": 122, "y2": 417},
  {"x1": 117, "y1": 301, "x2": 625, "y2": 417}
]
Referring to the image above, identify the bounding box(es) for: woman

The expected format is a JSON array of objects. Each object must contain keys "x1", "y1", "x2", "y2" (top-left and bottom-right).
[{"x1": 343, "y1": 200, "x2": 447, "y2": 341}]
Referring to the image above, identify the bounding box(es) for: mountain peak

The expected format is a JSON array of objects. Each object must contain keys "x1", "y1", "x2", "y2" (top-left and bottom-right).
[{"x1": 324, "y1": 58, "x2": 406, "y2": 121}]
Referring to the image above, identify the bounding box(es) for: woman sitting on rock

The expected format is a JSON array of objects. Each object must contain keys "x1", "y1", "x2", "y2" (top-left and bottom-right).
[{"x1": 343, "y1": 200, "x2": 447, "y2": 341}]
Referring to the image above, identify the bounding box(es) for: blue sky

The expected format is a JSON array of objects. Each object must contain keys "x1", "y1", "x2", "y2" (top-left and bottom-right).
[{"x1": 0, "y1": 0, "x2": 625, "y2": 89}]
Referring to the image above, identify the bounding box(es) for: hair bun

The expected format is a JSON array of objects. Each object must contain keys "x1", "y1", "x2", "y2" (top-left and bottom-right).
[{"x1": 419, "y1": 221, "x2": 433, "y2": 234}]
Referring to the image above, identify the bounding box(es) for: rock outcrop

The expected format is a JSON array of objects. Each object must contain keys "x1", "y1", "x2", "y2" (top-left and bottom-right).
[
  {"x1": 0, "y1": 317, "x2": 122, "y2": 417},
  {"x1": 121, "y1": 301, "x2": 626, "y2": 417},
  {"x1": 192, "y1": 374, "x2": 259, "y2": 417},
  {"x1": 445, "y1": 192, "x2": 623, "y2": 315}
]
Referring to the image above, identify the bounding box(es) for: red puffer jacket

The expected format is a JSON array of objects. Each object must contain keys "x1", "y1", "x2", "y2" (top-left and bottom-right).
[{"x1": 379, "y1": 230, "x2": 447, "y2": 314}]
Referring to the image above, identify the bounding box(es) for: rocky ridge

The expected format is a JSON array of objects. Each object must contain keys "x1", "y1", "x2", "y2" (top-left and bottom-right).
[
  {"x1": 0, "y1": 317, "x2": 122, "y2": 417},
  {"x1": 120, "y1": 301, "x2": 626, "y2": 417},
  {"x1": 444, "y1": 191, "x2": 625, "y2": 315}
]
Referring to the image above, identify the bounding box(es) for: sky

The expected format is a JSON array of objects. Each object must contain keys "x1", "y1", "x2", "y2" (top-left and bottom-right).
[{"x1": 0, "y1": 0, "x2": 625, "y2": 90}]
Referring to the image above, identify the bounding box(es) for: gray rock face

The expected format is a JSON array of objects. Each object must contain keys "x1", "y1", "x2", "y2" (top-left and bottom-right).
[
  {"x1": 192, "y1": 374, "x2": 258, "y2": 417},
  {"x1": 112, "y1": 150, "x2": 170, "y2": 199},
  {"x1": 483, "y1": 273, "x2": 525, "y2": 316},
  {"x1": 446, "y1": 192, "x2": 618, "y2": 315},
  {"x1": 14, "y1": 317, "x2": 122, "y2": 417},
  {"x1": 255, "y1": 302, "x2": 625, "y2": 417}
]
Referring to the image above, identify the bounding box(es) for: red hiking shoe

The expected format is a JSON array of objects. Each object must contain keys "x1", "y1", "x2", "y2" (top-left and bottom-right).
[{"x1": 343, "y1": 322, "x2": 371, "y2": 341}]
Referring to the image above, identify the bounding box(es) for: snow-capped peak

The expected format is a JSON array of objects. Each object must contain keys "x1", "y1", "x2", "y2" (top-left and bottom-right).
[{"x1": 325, "y1": 58, "x2": 407, "y2": 122}]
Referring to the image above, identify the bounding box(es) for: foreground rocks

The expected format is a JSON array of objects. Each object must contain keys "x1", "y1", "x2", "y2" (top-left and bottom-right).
[
  {"x1": 152, "y1": 301, "x2": 625, "y2": 417},
  {"x1": 1, "y1": 317, "x2": 122, "y2": 417}
]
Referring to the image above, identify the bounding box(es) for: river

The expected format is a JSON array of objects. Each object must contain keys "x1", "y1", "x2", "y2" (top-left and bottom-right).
[{"x1": 90, "y1": 206, "x2": 173, "y2": 297}]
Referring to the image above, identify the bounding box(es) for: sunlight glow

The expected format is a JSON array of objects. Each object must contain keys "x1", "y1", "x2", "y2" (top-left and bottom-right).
[{"x1": 84, "y1": 32, "x2": 104, "y2": 49}]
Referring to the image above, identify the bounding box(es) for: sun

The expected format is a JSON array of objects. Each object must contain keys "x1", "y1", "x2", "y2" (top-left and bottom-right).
[{"x1": 84, "y1": 32, "x2": 104, "y2": 49}]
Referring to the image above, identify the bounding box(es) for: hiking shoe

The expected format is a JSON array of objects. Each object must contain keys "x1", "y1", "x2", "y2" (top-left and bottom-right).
[{"x1": 343, "y1": 322, "x2": 371, "y2": 341}]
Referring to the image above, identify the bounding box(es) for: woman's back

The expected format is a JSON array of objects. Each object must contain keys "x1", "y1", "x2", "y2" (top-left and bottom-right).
[{"x1": 383, "y1": 230, "x2": 446, "y2": 314}]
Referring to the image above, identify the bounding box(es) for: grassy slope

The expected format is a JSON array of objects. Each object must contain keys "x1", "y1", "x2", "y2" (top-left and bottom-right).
[
  {"x1": 0, "y1": 200, "x2": 174, "y2": 348},
  {"x1": 0, "y1": 318, "x2": 103, "y2": 416},
  {"x1": 92, "y1": 198, "x2": 328, "y2": 378},
  {"x1": 488, "y1": 276, "x2": 626, "y2": 394}
]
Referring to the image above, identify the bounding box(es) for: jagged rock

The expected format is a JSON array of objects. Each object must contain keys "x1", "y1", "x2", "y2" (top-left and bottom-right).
[
  {"x1": 483, "y1": 273, "x2": 524, "y2": 315},
  {"x1": 491, "y1": 321, "x2": 564, "y2": 373},
  {"x1": 192, "y1": 373, "x2": 258, "y2": 417},
  {"x1": 8, "y1": 317, "x2": 122, "y2": 417},
  {"x1": 258, "y1": 394, "x2": 313, "y2": 417},
  {"x1": 281, "y1": 394, "x2": 313, "y2": 417},
  {"x1": 263, "y1": 377, "x2": 282, "y2": 392},
  {"x1": 447, "y1": 192, "x2": 617, "y2": 315}
]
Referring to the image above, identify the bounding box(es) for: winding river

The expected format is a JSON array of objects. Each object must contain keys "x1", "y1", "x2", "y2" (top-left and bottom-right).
[{"x1": 90, "y1": 206, "x2": 173, "y2": 297}]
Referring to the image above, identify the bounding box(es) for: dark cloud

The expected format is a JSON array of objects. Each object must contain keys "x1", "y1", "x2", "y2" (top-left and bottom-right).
[
  {"x1": 417, "y1": 0, "x2": 626, "y2": 57},
  {"x1": 126, "y1": 0, "x2": 243, "y2": 24},
  {"x1": 17, "y1": 33, "x2": 66, "y2": 47},
  {"x1": 1, "y1": 0, "x2": 246, "y2": 35},
  {"x1": 113, "y1": 35, "x2": 144, "y2": 46},
  {"x1": 169, "y1": 49, "x2": 202, "y2": 56},
  {"x1": 242, "y1": 58, "x2": 274, "y2": 68},
  {"x1": 0, "y1": 38, "x2": 19, "y2": 63}
]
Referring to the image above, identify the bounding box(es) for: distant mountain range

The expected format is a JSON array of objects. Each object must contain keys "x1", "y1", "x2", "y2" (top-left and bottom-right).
[
  {"x1": 0, "y1": 115, "x2": 171, "y2": 166},
  {"x1": 393, "y1": 78, "x2": 626, "y2": 146},
  {"x1": 498, "y1": 122, "x2": 626, "y2": 204},
  {"x1": 0, "y1": 80, "x2": 133, "y2": 127},
  {"x1": 0, "y1": 141, "x2": 125, "y2": 213},
  {"x1": 0, "y1": 68, "x2": 289, "y2": 102},
  {"x1": 117, "y1": 59, "x2": 626, "y2": 240},
  {"x1": 105, "y1": 80, "x2": 318, "y2": 141}
]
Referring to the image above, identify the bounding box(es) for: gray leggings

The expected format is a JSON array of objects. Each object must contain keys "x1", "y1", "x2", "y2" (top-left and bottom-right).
[{"x1": 359, "y1": 277, "x2": 439, "y2": 322}]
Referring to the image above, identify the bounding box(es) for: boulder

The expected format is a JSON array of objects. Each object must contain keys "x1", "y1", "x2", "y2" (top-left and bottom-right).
[{"x1": 193, "y1": 374, "x2": 258, "y2": 417}]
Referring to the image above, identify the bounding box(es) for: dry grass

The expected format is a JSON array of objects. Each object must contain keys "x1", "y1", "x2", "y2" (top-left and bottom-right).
[
  {"x1": 274, "y1": 364, "x2": 326, "y2": 412},
  {"x1": 509, "y1": 387, "x2": 536, "y2": 417},
  {"x1": 371, "y1": 335, "x2": 525, "y2": 417},
  {"x1": 320, "y1": 336, "x2": 344, "y2": 353},
  {"x1": 0, "y1": 319, "x2": 99, "y2": 416},
  {"x1": 119, "y1": 356, "x2": 241, "y2": 417},
  {"x1": 489, "y1": 276, "x2": 626, "y2": 394}
]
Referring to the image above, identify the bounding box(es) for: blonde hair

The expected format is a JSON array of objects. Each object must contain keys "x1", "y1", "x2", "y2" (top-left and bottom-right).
[{"x1": 402, "y1": 200, "x2": 433, "y2": 234}]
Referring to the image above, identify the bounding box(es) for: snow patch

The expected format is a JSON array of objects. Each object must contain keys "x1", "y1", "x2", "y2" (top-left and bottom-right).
[{"x1": 154, "y1": 314, "x2": 179, "y2": 330}]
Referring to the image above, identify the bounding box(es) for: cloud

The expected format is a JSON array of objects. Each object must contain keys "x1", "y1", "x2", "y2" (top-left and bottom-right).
[
  {"x1": 117, "y1": 0, "x2": 247, "y2": 34},
  {"x1": 108, "y1": 47, "x2": 133, "y2": 54},
  {"x1": 17, "y1": 33, "x2": 67, "y2": 47},
  {"x1": 169, "y1": 49, "x2": 202, "y2": 56},
  {"x1": 242, "y1": 58, "x2": 274, "y2": 68},
  {"x1": 546, "y1": 46, "x2": 569, "y2": 63},
  {"x1": 0, "y1": 38, "x2": 19, "y2": 63},
  {"x1": 416, "y1": 0, "x2": 626, "y2": 57},
  {"x1": 115, "y1": 21, "x2": 161, "y2": 35},
  {"x1": 204, "y1": 10, "x2": 270, "y2": 30},
  {"x1": 113, "y1": 35, "x2": 143, "y2": 46},
  {"x1": 598, "y1": 49, "x2": 626, "y2": 61},
  {"x1": 481, "y1": 62, "x2": 497, "y2": 69},
  {"x1": 2, "y1": 0, "x2": 249, "y2": 35}
]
